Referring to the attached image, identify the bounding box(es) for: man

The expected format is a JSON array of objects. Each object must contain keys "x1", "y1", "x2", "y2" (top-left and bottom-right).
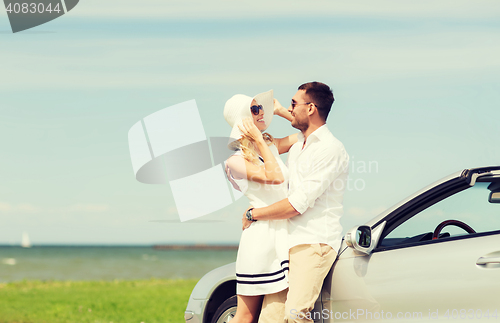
[{"x1": 242, "y1": 81, "x2": 349, "y2": 323}]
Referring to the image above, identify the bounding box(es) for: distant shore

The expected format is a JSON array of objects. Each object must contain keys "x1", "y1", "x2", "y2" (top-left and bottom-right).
[
  {"x1": 0, "y1": 245, "x2": 237, "y2": 282},
  {"x1": 153, "y1": 244, "x2": 238, "y2": 250},
  {"x1": 0, "y1": 244, "x2": 239, "y2": 249}
]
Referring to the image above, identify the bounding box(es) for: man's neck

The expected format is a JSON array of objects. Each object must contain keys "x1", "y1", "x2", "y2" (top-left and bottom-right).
[{"x1": 301, "y1": 122, "x2": 326, "y2": 147}]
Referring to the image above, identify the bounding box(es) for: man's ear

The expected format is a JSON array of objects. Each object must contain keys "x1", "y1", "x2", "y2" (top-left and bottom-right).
[{"x1": 307, "y1": 104, "x2": 316, "y2": 116}]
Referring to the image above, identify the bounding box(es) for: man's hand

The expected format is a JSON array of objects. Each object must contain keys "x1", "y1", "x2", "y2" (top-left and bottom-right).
[{"x1": 242, "y1": 207, "x2": 253, "y2": 230}]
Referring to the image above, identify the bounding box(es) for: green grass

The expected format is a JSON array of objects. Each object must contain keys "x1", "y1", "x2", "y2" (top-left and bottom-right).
[{"x1": 0, "y1": 279, "x2": 198, "y2": 323}]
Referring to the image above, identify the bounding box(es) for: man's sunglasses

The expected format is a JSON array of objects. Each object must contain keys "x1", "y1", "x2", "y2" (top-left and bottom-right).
[
  {"x1": 250, "y1": 104, "x2": 264, "y2": 115},
  {"x1": 291, "y1": 101, "x2": 312, "y2": 109}
]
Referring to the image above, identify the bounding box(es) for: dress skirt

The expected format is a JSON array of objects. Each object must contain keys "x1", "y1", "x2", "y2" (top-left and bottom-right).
[{"x1": 235, "y1": 218, "x2": 289, "y2": 296}]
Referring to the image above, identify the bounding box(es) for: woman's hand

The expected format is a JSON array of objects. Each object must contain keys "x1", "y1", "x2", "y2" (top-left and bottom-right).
[{"x1": 238, "y1": 117, "x2": 264, "y2": 143}]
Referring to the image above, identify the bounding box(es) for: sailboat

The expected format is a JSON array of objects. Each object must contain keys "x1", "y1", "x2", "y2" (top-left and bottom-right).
[{"x1": 21, "y1": 232, "x2": 32, "y2": 248}]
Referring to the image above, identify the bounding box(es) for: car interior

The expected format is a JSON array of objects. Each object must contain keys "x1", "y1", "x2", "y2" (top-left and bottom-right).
[{"x1": 378, "y1": 179, "x2": 500, "y2": 249}]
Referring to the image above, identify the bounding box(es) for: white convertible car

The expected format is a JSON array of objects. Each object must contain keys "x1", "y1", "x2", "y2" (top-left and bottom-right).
[{"x1": 184, "y1": 166, "x2": 500, "y2": 323}]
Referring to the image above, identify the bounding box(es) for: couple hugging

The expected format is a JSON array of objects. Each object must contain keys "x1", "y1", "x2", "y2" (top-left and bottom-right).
[{"x1": 223, "y1": 81, "x2": 349, "y2": 323}]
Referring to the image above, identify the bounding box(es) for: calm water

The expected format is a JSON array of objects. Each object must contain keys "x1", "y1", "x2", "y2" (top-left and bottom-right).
[{"x1": 0, "y1": 246, "x2": 237, "y2": 282}]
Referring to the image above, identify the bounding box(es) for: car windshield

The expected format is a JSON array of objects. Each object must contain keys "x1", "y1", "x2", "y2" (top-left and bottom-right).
[{"x1": 380, "y1": 181, "x2": 500, "y2": 248}]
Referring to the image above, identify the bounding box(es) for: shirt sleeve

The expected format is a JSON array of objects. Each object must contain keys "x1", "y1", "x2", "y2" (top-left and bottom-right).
[{"x1": 288, "y1": 144, "x2": 348, "y2": 214}]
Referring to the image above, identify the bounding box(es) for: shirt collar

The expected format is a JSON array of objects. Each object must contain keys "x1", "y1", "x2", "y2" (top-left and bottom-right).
[
  {"x1": 308, "y1": 124, "x2": 329, "y2": 141},
  {"x1": 298, "y1": 124, "x2": 328, "y2": 143}
]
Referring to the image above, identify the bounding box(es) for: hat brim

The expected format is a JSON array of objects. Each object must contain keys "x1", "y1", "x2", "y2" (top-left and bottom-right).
[{"x1": 228, "y1": 89, "x2": 274, "y2": 149}]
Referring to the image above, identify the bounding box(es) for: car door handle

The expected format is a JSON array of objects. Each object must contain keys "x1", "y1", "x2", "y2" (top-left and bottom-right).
[{"x1": 476, "y1": 257, "x2": 500, "y2": 265}]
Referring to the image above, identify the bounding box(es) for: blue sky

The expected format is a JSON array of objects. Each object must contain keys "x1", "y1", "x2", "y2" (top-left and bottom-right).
[{"x1": 0, "y1": 1, "x2": 499, "y2": 245}]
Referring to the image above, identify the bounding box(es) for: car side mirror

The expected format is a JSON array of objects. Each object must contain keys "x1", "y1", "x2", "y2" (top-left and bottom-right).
[
  {"x1": 345, "y1": 225, "x2": 372, "y2": 254},
  {"x1": 489, "y1": 191, "x2": 500, "y2": 203}
]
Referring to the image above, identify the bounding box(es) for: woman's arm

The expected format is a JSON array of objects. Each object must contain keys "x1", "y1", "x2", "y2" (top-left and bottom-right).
[
  {"x1": 274, "y1": 133, "x2": 299, "y2": 154},
  {"x1": 273, "y1": 98, "x2": 292, "y2": 121},
  {"x1": 272, "y1": 98, "x2": 299, "y2": 154},
  {"x1": 227, "y1": 118, "x2": 284, "y2": 185},
  {"x1": 226, "y1": 155, "x2": 283, "y2": 185}
]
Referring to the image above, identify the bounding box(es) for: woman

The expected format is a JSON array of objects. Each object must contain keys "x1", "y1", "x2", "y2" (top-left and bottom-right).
[{"x1": 223, "y1": 89, "x2": 298, "y2": 323}]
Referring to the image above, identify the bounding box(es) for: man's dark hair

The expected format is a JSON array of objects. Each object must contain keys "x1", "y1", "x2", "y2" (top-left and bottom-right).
[{"x1": 298, "y1": 81, "x2": 334, "y2": 121}]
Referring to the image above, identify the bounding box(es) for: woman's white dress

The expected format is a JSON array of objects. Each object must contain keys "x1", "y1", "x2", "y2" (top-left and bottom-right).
[{"x1": 226, "y1": 144, "x2": 289, "y2": 296}]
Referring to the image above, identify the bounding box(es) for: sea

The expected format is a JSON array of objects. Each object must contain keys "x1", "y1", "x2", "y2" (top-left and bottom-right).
[{"x1": 0, "y1": 246, "x2": 238, "y2": 282}]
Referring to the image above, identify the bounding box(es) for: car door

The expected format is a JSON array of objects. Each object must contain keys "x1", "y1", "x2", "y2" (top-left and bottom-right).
[{"x1": 323, "y1": 180, "x2": 500, "y2": 322}]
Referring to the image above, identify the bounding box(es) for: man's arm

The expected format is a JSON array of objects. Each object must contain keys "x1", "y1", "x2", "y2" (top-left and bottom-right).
[
  {"x1": 253, "y1": 198, "x2": 299, "y2": 220},
  {"x1": 287, "y1": 145, "x2": 347, "y2": 214},
  {"x1": 242, "y1": 198, "x2": 299, "y2": 229},
  {"x1": 242, "y1": 143, "x2": 348, "y2": 230}
]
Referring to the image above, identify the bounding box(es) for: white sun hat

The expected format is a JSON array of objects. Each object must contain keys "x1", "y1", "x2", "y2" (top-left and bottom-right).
[{"x1": 223, "y1": 89, "x2": 274, "y2": 150}]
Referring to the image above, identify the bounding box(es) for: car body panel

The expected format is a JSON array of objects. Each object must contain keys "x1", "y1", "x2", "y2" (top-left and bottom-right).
[
  {"x1": 189, "y1": 262, "x2": 235, "y2": 300},
  {"x1": 185, "y1": 262, "x2": 236, "y2": 323},
  {"x1": 327, "y1": 233, "x2": 500, "y2": 322}
]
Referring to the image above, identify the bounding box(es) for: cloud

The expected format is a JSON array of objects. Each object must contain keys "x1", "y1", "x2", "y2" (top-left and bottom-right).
[
  {"x1": 348, "y1": 207, "x2": 367, "y2": 217},
  {"x1": 0, "y1": 202, "x2": 40, "y2": 213},
  {"x1": 372, "y1": 206, "x2": 388, "y2": 215},
  {"x1": 17, "y1": 204, "x2": 40, "y2": 213},
  {"x1": 347, "y1": 206, "x2": 387, "y2": 219},
  {"x1": 0, "y1": 202, "x2": 12, "y2": 212},
  {"x1": 2, "y1": 29, "x2": 499, "y2": 90},
  {"x1": 67, "y1": 0, "x2": 500, "y2": 19},
  {"x1": 166, "y1": 206, "x2": 177, "y2": 215},
  {"x1": 65, "y1": 204, "x2": 110, "y2": 212},
  {"x1": 0, "y1": 202, "x2": 109, "y2": 214}
]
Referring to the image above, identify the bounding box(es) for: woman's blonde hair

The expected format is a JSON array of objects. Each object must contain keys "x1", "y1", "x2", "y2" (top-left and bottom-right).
[{"x1": 238, "y1": 132, "x2": 274, "y2": 165}]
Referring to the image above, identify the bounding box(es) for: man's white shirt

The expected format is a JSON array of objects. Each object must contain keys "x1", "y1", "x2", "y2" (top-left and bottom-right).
[{"x1": 286, "y1": 124, "x2": 349, "y2": 252}]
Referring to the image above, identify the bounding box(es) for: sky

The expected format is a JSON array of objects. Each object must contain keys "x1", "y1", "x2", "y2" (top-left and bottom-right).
[{"x1": 0, "y1": 0, "x2": 499, "y2": 245}]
